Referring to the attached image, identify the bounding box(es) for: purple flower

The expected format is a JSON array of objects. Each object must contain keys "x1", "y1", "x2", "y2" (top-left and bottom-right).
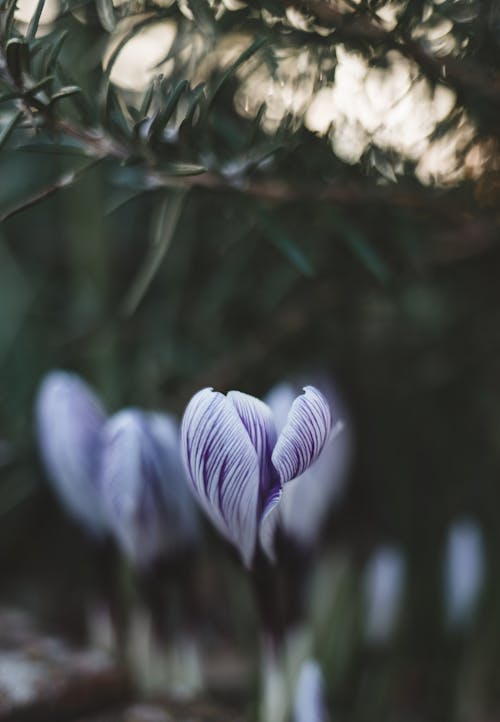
[
  {"x1": 263, "y1": 381, "x2": 351, "y2": 554},
  {"x1": 364, "y1": 546, "x2": 406, "y2": 643},
  {"x1": 100, "y1": 409, "x2": 198, "y2": 569},
  {"x1": 293, "y1": 659, "x2": 328, "y2": 722},
  {"x1": 181, "y1": 385, "x2": 332, "y2": 567},
  {"x1": 443, "y1": 519, "x2": 485, "y2": 628},
  {"x1": 35, "y1": 370, "x2": 107, "y2": 537}
]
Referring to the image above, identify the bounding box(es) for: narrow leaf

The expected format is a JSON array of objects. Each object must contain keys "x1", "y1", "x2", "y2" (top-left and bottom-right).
[
  {"x1": 95, "y1": 0, "x2": 115, "y2": 32},
  {"x1": 25, "y1": 74, "x2": 54, "y2": 97},
  {"x1": 0, "y1": 159, "x2": 101, "y2": 223},
  {"x1": 122, "y1": 189, "x2": 187, "y2": 315},
  {"x1": 210, "y1": 37, "x2": 266, "y2": 103},
  {"x1": 336, "y1": 218, "x2": 390, "y2": 283},
  {"x1": 105, "y1": 188, "x2": 148, "y2": 215},
  {"x1": 181, "y1": 82, "x2": 206, "y2": 127},
  {"x1": 138, "y1": 76, "x2": 158, "y2": 118},
  {"x1": 3, "y1": 0, "x2": 19, "y2": 40},
  {"x1": 161, "y1": 161, "x2": 206, "y2": 176},
  {"x1": 257, "y1": 210, "x2": 314, "y2": 277},
  {"x1": 107, "y1": 84, "x2": 133, "y2": 137},
  {"x1": 0, "y1": 90, "x2": 21, "y2": 104},
  {"x1": 44, "y1": 30, "x2": 68, "y2": 74},
  {"x1": 16, "y1": 141, "x2": 91, "y2": 156},
  {"x1": 48, "y1": 85, "x2": 81, "y2": 104},
  {"x1": 148, "y1": 79, "x2": 188, "y2": 142},
  {"x1": 0, "y1": 110, "x2": 23, "y2": 151},
  {"x1": 99, "y1": 14, "x2": 162, "y2": 120},
  {"x1": 187, "y1": 0, "x2": 216, "y2": 33},
  {"x1": 5, "y1": 38, "x2": 30, "y2": 83},
  {"x1": 26, "y1": 0, "x2": 46, "y2": 41}
]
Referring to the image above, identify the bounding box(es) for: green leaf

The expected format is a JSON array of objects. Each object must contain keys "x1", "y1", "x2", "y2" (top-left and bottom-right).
[
  {"x1": 336, "y1": 217, "x2": 390, "y2": 283},
  {"x1": 99, "y1": 14, "x2": 164, "y2": 120},
  {"x1": 5, "y1": 38, "x2": 30, "y2": 83},
  {"x1": 257, "y1": 210, "x2": 314, "y2": 277},
  {"x1": 181, "y1": 82, "x2": 206, "y2": 127},
  {"x1": 25, "y1": 74, "x2": 54, "y2": 97},
  {"x1": 0, "y1": 110, "x2": 23, "y2": 151},
  {"x1": 161, "y1": 161, "x2": 206, "y2": 176},
  {"x1": 48, "y1": 85, "x2": 81, "y2": 104},
  {"x1": 43, "y1": 29, "x2": 68, "y2": 74},
  {"x1": 0, "y1": 89, "x2": 21, "y2": 104},
  {"x1": 16, "y1": 141, "x2": 91, "y2": 156},
  {"x1": 105, "y1": 187, "x2": 148, "y2": 215},
  {"x1": 0, "y1": 158, "x2": 101, "y2": 223},
  {"x1": 122, "y1": 189, "x2": 187, "y2": 315},
  {"x1": 95, "y1": 0, "x2": 116, "y2": 32},
  {"x1": 25, "y1": 0, "x2": 46, "y2": 41},
  {"x1": 209, "y1": 37, "x2": 266, "y2": 103},
  {"x1": 148, "y1": 79, "x2": 188, "y2": 142},
  {"x1": 138, "y1": 76, "x2": 158, "y2": 118},
  {"x1": 3, "y1": 0, "x2": 19, "y2": 41},
  {"x1": 187, "y1": 0, "x2": 216, "y2": 33},
  {"x1": 107, "y1": 84, "x2": 133, "y2": 137}
]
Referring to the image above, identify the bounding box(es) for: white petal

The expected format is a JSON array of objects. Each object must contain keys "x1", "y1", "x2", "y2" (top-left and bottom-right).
[
  {"x1": 264, "y1": 383, "x2": 296, "y2": 433},
  {"x1": 444, "y1": 519, "x2": 485, "y2": 628},
  {"x1": 294, "y1": 659, "x2": 329, "y2": 722},
  {"x1": 364, "y1": 546, "x2": 406, "y2": 643}
]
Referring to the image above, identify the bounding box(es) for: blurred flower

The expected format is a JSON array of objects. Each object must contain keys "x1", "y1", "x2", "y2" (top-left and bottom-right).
[
  {"x1": 104, "y1": 19, "x2": 177, "y2": 93},
  {"x1": 444, "y1": 518, "x2": 485, "y2": 628},
  {"x1": 100, "y1": 409, "x2": 198, "y2": 569},
  {"x1": 35, "y1": 370, "x2": 107, "y2": 538},
  {"x1": 264, "y1": 381, "x2": 351, "y2": 553},
  {"x1": 293, "y1": 659, "x2": 328, "y2": 722},
  {"x1": 364, "y1": 546, "x2": 406, "y2": 643},
  {"x1": 181, "y1": 386, "x2": 332, "y2": 567}
]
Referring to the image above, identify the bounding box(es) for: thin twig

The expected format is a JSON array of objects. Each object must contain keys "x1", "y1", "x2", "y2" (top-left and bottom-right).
[{"x1": 0, "y1": 158, "x2": 102, "y2": 222}]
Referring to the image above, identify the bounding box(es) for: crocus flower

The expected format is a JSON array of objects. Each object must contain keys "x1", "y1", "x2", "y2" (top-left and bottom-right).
[
  {"x1": 443, "y1": 518, "x2": 485, "y2": 628},
  {"x1": 100, "y1": 409, "x2": 198, "y2": 569},
  {"x1": 35, "y1": 370, "x2": 107, "y2": 538},
  {"x1": 293, "y1": 659, "x2": 329, "y2": 722},
  {"x1": 264, "y1": 381, "x2": 351, "y2": 552},
  {"x1": 181, "y1": 385, "x2": 332, "y2": 567},
  {"x1": 364, "y1": 546, "x2": 406, "y2": 643}
]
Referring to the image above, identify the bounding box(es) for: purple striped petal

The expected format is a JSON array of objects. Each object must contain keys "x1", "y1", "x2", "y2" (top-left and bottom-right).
[
  {"x1": 258, "y1": 484, "x2": 282, "y2": 563},
  {"x1": 271, "y1": 386, "x2": 331, "y2": 485},
  {"x1": 100, "y1": 409, "x2": 197, "y2": 568},
  {"x1": 181, "y1": 388, "x2": 260, "y2": 567},
  {"x1": 265, "y1": 380, "x2": 352, "y2": 553},
  {"x1": 35, "y1": 370, "x2": 106, "y2": 537},
  {"x1": 227, "y1": 390, "x2": 277, "y2": 501},
  {"x1": 277, "y1": 419, "x2": 349, "y2": 546}
]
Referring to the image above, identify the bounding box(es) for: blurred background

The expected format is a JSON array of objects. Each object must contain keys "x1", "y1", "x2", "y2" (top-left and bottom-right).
[{"x1": 1, "y1": 0, "x2": 500, "y2": 720}]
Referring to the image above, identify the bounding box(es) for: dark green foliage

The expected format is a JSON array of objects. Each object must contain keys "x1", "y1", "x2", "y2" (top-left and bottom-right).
[{"x1": 1, "y1": 2, "x2": 500, "y2": 720}]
